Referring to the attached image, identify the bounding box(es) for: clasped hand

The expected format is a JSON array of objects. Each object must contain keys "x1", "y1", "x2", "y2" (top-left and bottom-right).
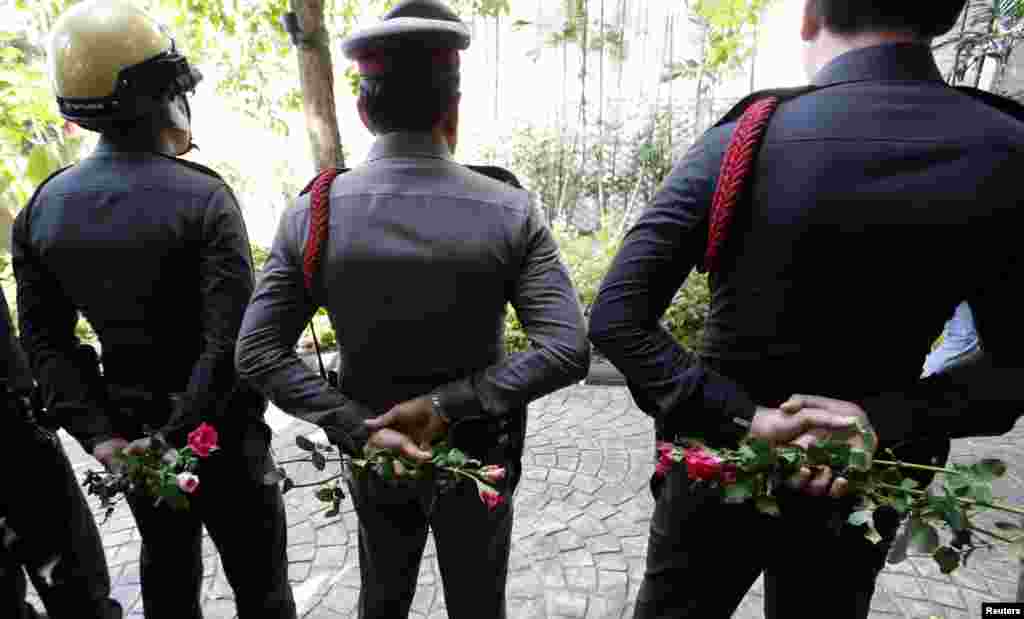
[
  {"x1": 749, "y1": 395, "x2": 878, "y2": 499},
  {"x1": 364, "y1": 395, "x2": 449, "y2": 463}
]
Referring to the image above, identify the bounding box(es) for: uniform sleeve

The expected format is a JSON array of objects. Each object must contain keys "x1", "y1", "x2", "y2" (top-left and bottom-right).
[
  {"x1": 159, "y1": 186, "x2": 259, "y2": 445},
  {"x1": 235, "y1": 205, "x2": 373, "y2": 456},
  {"x1": 430, "y1": 194, "x2": 591, "y2": 421},
  {"x1": 12, "y1": 203, "x2": 116, "y2": 453},
  {"x1": 586, "y1": 126, "x2": 757, "y2": 446}
]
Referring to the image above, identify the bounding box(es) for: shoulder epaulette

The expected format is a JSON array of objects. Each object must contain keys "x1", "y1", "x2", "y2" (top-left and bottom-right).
[
  {"x1": 465, "y1": 165, "x2": 524, "y2": 189},
  {"x1": 151, "y1": 153, "x2": 228, "y2": 182},
  {"x1": 714, "y1": 86, "x2": 820, "y2": 128},
  {"x1": 954, "y1": 86, "x2": 1024, "y2": 124}
]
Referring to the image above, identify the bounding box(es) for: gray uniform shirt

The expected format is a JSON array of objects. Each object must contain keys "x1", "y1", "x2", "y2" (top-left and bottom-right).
[{"x1": 236, "y1": 132, "x2": 589, "y2": 455}]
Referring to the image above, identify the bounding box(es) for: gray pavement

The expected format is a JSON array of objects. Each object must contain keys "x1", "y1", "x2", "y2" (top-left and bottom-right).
[{"x1": 39, "y1": 384, "x2": 1024, "y2": 618}]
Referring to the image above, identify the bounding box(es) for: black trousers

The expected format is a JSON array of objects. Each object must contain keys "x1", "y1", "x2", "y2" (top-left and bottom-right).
[
  {"x1": 124, "y1": 422, "x2": 296, "y2": 619},
  {"x1": 348, "y1": 472, "x2": 515, "y2": 619},
  {"x1": 632, "y1": 465, "x2": 900, "y2": 619},
  {"x1": 0, "y1": 428, "x2": 122, "y2": 619}
]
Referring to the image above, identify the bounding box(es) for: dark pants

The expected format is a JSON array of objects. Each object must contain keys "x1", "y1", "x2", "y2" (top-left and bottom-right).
[
  {"x1": 348, "y1": 463, "x2": 516, "y2": 619},
  {"x1": 1, "y1": 429, "x2": 122, "y2": 619},
  {"x1": 124, "y1": 422, "x2": 296, "y2": 619},
  {"x1": 632, "y1": 465, "x2": 900, "y2": 619}
]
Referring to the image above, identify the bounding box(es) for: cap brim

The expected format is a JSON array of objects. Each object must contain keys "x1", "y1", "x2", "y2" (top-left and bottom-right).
[{"x1": 341, "y1": 17, "x2": 471, "y2": 59}]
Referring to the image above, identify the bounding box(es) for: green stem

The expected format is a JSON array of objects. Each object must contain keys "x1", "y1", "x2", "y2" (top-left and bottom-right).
[
  {"x1": 291, "y1": 473, "x2": 344, "y2": 489},
  {"x1": 875, "y1": 483, "x2": 1024, "y2": 516},
  {"x1": 872, "y1": 460, "x2": 962, "y2": 476}
]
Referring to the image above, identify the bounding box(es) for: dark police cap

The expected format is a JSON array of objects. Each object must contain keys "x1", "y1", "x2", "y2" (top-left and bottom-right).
[{"x1": 341, "y1": 0, "x2": 471, "y2": 61}]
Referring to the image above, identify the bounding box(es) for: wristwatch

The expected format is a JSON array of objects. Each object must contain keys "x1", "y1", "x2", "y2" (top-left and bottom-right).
[{"x1": 430, "y1": 391, "x2": 451, "y2": 424}]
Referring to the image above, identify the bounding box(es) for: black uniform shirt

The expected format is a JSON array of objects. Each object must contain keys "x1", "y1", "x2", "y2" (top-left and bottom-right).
[
  {"x1": 589, "y1": 43, "x2": 1024, "y2": 448},
  {"x1": 12, "y1": 138, "x2": 264, "y2": 452}
]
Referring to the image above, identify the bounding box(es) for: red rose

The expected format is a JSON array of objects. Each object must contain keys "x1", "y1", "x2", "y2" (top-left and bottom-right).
[
  {"x1": 187, "y1": 423, "x2": 219, "y2": 458},
  {"x1": 684, "y1": 448, "x2": 723, "y2": 481},
  {"x1": 656, "y1": 441, "x2": 675, "y2": 458},
  {"x1": 478, "y1": 485, "x2": 505, "y2": 511},
  {"x1": 654, "y1": 459, "x2": 673, "y2": 478}
]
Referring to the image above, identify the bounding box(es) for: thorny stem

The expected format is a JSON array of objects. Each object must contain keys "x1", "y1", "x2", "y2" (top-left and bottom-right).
[{"x1": 873, "y1": 460, "x2": 964, "y2": 476}]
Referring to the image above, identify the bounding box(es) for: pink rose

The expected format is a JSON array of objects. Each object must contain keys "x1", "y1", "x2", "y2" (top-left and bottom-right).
[
  {"x1": 721, "y1": 463, "x2": 738, "y2": 486},
  {"x1": 177, "y1": 472, "x2": 199, "y2": 494},
  {"x1": 478, "y1": 485, "x2": 505, "y2": 511},
  {"x1": 187, "y1": 423, "x2": 219, "y2": 458},
  {"x1": 479, "y1": 465, "x2": 507, "y2": 484},
  {"x1": 656, "y1": 441, "x2": 675, "y2": 458},
  {"x1": 62, "y1": 120, "x2": 82, "y2": 138},
  {"x1": 684, "y1": 448, "x2": 723, "y2": 481}
]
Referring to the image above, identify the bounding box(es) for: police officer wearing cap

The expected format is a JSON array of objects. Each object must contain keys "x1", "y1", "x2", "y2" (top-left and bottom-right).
[
  {"x1": 1, "y1": 287, "x2": 121, "y2": 619},
  {"x1": 236, "y1": 1, "x2": 589, "y2": 617},
  {"x1": 13, "y1": 1, "x2": 296, "y2": 617},
  {"x1": 589, "y1": 1, "x2": 1024, "y2": 617}
]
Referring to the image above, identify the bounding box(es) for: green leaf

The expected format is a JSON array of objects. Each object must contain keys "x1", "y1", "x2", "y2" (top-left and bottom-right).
[
  {"x1": 933, "y1": 546, "x2": 960, "y2": 575},
  {"x1": 849, "y1": 448, "x2": 870, "y2": 471},
  {"x1": 755, "y1": 496, "x2": 780, "y2": 517},
  {"x1": 908, "y1": 518, "x2": 940, "y2": 554},
  {"x1": 446, "y1": 449, "x2": 467, "y2": 468},
  {"x1": 970, "y1": 483, "x2": 993, "y2": 505},
  {"x1": 723, "y1": 480, "x2": 753, "y2": 502},
  {"x1": 295, "y1": 435, "x2": 316, "y2": 452},
  {"x1": 848, "y1": 510, "x2": 873, "y2": 527},
  {"x1": 900, "y1": 478, "x2": 920, "y2": 491},
  {"x1": 891, "y1": 493, "x2": 911, "y2": 514},
  {"x1": 311, "y1": 451, "x2": 326, "y2": 471}
]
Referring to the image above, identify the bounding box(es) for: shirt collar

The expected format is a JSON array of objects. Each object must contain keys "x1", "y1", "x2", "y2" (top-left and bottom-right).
[
  {"x1": 367, "y1": 132, "x2": 452, "y2": 163},
  {"x1": 812, "y1": 42, "x2": 944, "y2": 87}
]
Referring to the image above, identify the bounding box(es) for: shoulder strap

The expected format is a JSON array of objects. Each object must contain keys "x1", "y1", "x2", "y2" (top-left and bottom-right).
[
  {"x1": 299, "y1": 167, "x2": 349, "y2": 294},
  {"x1": 701, "y1": 93, "x2": 790, "y2": 274}
]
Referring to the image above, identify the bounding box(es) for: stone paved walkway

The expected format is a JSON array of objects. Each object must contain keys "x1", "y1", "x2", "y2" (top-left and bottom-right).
[{"x1": 43, "y1": 384, "x2": 1024, "y2": 619}]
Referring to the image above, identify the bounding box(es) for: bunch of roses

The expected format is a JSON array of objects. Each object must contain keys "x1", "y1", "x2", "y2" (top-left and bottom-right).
[
  {"x1": 271, "y1": 437, "x2": 508, "y2": 517},
  {"x1": 656, "y1": 441, "x2": 738, "y2": 484},
  {"x1": 84, "y1": 422, "x2": 220, "y2": 521},
  {"x1": 654, "y1": 427, "x2": 1024, "y2": 576}
]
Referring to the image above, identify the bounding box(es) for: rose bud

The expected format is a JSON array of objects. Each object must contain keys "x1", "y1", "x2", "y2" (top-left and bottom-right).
[
  {"x1": 479, "y1": 465, "x2": 507, "y2": 484},
  {"x1": 176, "y1": 472, "x2": 200, "y2": 494},
  {"x1": 478, "y1": 485, "x2": 505, "y2": 511}
]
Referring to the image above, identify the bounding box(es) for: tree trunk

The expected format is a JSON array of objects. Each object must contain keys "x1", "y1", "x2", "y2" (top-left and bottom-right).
[
  {"x1": 288, "y1": 0, "x2": 344, "y2": 172},
  {"x1": 494, "y1": 13, "x2": 501, "y2": 121}
]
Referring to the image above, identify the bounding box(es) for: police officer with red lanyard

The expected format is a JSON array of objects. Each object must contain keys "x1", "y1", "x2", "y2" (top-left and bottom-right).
[{"x1": 589, "y1": 1, "x2": 1024, "y2": 617}]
